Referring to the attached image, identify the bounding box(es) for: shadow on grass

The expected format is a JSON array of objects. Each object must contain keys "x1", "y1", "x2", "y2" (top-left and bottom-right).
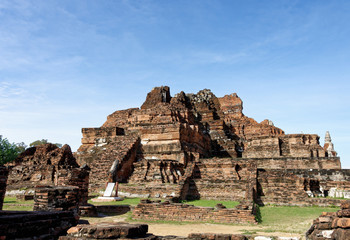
[{"x1": 255, "y1": 204, "x2": 262, "y2": 223}]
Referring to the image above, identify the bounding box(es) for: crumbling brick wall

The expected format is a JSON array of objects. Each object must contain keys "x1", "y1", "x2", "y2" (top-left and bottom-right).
[
  {"x1": 257, "y1": 169, "x2": 350, "y2": 206},
  {"x1": 77, "y1": 135, "x2": 140, "y2": 192},
  {"x1": 132, "y1": 200, "x2": 257, "y2": 224},
  {"x1": 257, "y1": 169, "x2": 309, "y2": 206},
  {"x1": 6, "y1": 144, "x2": 84, "y2": 190},
  {"x1": 290, "y1": 169, "x2": 350, "y2": 199}
]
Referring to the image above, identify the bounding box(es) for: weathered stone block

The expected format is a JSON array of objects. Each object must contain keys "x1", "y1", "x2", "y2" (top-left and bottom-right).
[{"x1": 64, "y1": 222, "x2": 148, "y2": 239}]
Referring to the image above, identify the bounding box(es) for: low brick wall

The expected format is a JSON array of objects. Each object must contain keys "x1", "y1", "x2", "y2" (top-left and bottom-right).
[
  {"x1": 0, "y1": 166, "x2": 9, "y2": 210},
  {"x1": 0, "y1": 210, "x2": 78, "y2": 239},
  {"x1": 132, "y1": 200, "x2": 257, "y2": 224}
]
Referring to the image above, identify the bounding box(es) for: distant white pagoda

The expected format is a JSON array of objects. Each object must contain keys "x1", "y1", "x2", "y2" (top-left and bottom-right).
[{"x1": 324, "y1": 131, "x2": 337, "y2": 157}]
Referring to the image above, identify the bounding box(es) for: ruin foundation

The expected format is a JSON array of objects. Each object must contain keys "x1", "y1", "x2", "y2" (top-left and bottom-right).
[{"x1": 132, "y1": 200, "x2": 257, "y2": 224}]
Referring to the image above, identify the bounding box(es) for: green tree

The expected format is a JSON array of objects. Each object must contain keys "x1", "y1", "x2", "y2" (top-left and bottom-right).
[
  {"x1": 0, "y1": 135, "x2": 21, "y2": 164},
  {"x1": 16, "y1": 142, "x2": 27, "y2": 153},
  {"x1": 54, "y1": 143, "x2": 63, "y2": 148},
  {"x1": 29, "y1": 139, "x2": 62, "y2": 148},
  {"x1": 29, "y1": 139, "x2": 48, "y2": 147}
]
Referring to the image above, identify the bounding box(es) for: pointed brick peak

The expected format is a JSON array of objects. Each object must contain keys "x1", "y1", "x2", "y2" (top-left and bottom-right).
[{"x1": 141, "y1": 86, "x2": 171, "y2": 109}]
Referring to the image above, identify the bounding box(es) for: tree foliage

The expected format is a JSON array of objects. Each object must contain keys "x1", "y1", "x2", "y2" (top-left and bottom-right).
[
  {"x1": 0, "y1": 136, "x2": 23, "y2": 165},
  {"x1": 29, "y1": 139, "x2": 62, "y2": 148},
  {"x1": 29, "y1": 139, "x2": 48, "y2": 147},
  {"x1": 16, "y1": 142, "x2": 27, "y2": 153}
]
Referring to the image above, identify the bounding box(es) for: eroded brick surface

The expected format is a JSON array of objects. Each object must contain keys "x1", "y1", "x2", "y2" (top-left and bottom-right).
[{"x1": 306, "y1": 200, "x2": 350, "y2": 240}]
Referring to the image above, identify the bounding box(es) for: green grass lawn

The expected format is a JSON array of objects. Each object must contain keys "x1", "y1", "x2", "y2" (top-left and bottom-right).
[
  {"x1": 88, "y1": 197, "x2": 142, "y2": 206},
  {"x1": 256, "y1": 205, "x2": 339, "y2": 233},
  {"x1": 3, "y1": 197, "x2": 34, "y2": 211},
  {"x1": 4, "y1": 196, "x2": 340, "y2": 234},
  {"x1": 88, "y1": 197, "x2": 240, "y2": 208},
  {"x1": 4, "y1": 197, "x2": 34, "y2": 204}
]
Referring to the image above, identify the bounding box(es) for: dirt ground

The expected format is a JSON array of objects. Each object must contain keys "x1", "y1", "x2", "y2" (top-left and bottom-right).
[{"x1": 82, "y1": 214, "x2": 304, "y2": 239}]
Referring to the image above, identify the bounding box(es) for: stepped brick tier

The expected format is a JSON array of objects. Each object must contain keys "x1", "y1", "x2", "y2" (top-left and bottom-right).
[
  {"x1": 0, "y1": 166, "x2": 8, "y2": 210},
  {"x1": 0, "y1": 210, "x2": 78, "y2": 239},
  {"x1": 75, "y1": 86, "x2": 348, "y2": 207},
  {"x1": 132, "y1": 199, "x2": 257, "y2": 224},
  {"x1": 306, "y1": 200, "x2": 350, "y2": 240}
]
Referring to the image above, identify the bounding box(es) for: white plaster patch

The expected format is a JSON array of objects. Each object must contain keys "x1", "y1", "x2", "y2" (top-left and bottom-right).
[
  {"x1": 254, "y1": 237, "x2": 272, "y2": 240},
  {"x1": 321, "y1": 230, "x2": 334, "y2": 238}
]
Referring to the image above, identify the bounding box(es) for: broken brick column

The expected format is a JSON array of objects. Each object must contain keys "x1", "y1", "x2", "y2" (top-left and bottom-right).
[
  {"x1": 57, "y1": 166, "x2": 90, "y2": 205},
  {"x1": 33, "y1": 186, "x2": 80, "y2": 213}
]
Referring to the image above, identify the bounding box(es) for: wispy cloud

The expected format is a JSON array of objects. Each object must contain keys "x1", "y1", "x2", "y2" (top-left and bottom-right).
[{"x1": 0, "y1": 82, "x2": 25, "y2": 98}]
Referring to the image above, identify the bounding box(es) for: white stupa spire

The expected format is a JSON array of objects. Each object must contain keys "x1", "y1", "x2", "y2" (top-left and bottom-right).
[
  {"x1": 325, "y1": 131, "x2": 332, "y2": 143},
  {"x1": 324, "y1": 131, "x2": 337, "y2": 157}
]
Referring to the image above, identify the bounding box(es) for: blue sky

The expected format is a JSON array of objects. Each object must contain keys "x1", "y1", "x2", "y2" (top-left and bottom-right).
[{"x1": 1, "y1": 0, "x2": 350, "y2": 168}]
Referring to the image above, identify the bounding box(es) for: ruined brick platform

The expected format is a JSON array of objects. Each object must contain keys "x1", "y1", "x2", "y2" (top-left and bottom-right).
[{"x1": 132, "y1": 200, "x2": 257, "y2": 224}]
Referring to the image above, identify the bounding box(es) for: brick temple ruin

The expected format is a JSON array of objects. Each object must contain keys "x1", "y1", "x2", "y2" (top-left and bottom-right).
[
  {"x1": 1, "y1": 86, "x2": 350, "y2": 239},
  {"x1": 73, "y1": 86, "x2": 350, "y2": 206}
]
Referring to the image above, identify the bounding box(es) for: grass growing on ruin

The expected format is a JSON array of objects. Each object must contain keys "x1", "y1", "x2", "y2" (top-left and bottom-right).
[
  {"x1": 87, "y1": 197, "x2": 241, "y2": 209},
  {"x1": 181, "y1": 199, "x2": 240, "y2": 208},
  {"x1": 88, "y1": 197, "x2": 143, "y2": 206}
]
